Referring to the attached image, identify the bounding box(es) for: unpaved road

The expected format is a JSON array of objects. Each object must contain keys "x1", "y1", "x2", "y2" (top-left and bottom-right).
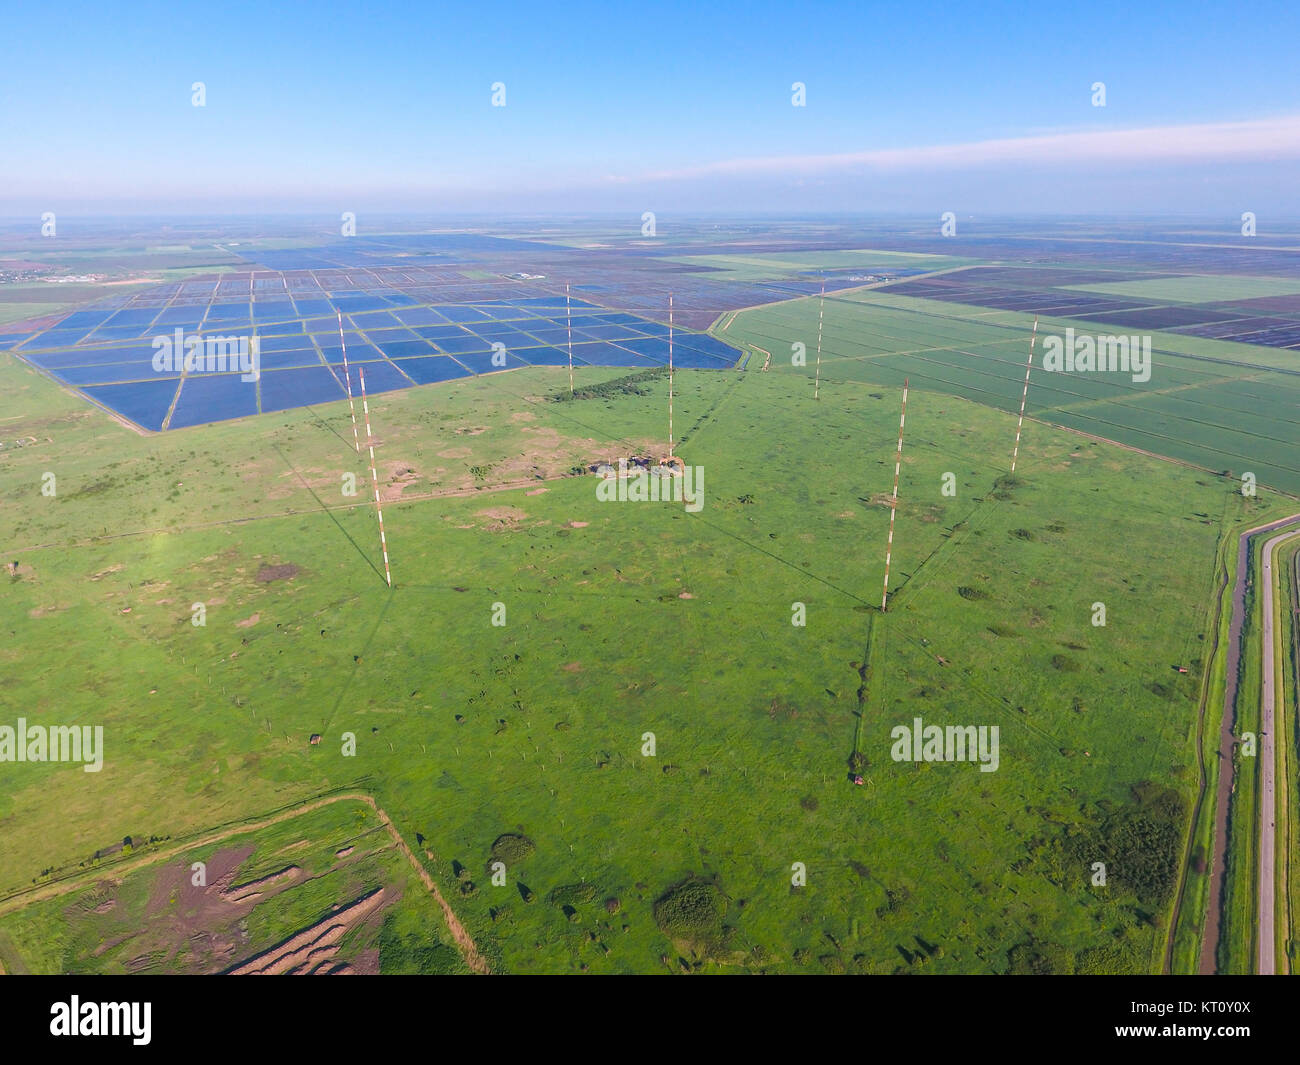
[
  {"x1": 1201, "y1": 514, "x2": 1300, "y2": 974},
  {"x1": 1257, "y1": 527, "x2": 1300, "y2": 974}
]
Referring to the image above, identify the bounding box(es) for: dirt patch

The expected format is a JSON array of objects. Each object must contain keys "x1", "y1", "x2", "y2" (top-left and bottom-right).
[
  {"x1": 438, "y1": 447, "x2": 473, "y2": 459},
  {"x1": 525, "y1": 487, "x2": 548, "y2": 496},
  {"x1": 476, "y1": 506, "x2": 526, "y2": 524},
  {"x1": 235, "y1": 613, "x2": 260, "y2": 629},
  {"x1": 146, "y1": 846, "x2": 254, "y2": 921},
  {"x1": 678, "y1": 592, "x2": 695, "y2": 600},
  {"x1": 508, "y1": 412, "x2": 536, "y2": 423},
  {"x1": 0, "y1": 791, "x2": 489, "y2": 976},
  {"x1": 561, "y1": 662, "x2": 583, "y2": 673},
  {"x1": 228, "y1": 888, "x2": 388, "y2": 975},
  {"x1": 222, "y1": 866, "x2": 302, "y2": 904},
  {"x1": 255, "y1": 563, "x2": 298, "y2": 583},
  {"x1": 568, "y1": 520, "x2": 589, "y2": 528},
  {"x1": 28, "y1": 603, "x2": 69, "y2": 619},
  {"x1": 92, "y1": 845, "x2": 275, "y2": 972},
  {"x1": 454, "y1": 426, "x2": 489, "y2": 435},
  {"x1": 265, "y1": 472, "x2": 299, "y2": 501}
]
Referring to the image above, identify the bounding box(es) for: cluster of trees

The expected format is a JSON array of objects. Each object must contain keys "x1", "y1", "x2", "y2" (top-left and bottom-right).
[{"x1": 549, "y1": 368, "x2": 668, "y2": 403}]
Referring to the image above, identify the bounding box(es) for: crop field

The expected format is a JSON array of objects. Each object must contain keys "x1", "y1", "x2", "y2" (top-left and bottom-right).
[
  {"x1": 1064, "y1": 276, "x2": 1300, "y2": 305},
  {"x1": 0, "y1": 281, "x2": 1290, "y2": 974},
  {"x1": 659, "y1": 249, "x2": 970, "y2": 282},
  {"x1": 724, "y1": 286, "x2": 1300, "y2": 496}
]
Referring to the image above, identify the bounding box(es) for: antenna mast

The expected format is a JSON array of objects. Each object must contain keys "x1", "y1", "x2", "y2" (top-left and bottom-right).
[
  {"x1": 1010, "y1": 316, "x2": 1039, "y2": 474},
  {"x1": 881, "y1": 377, "x2": 909, "y2": 612},
  {"x1": 814, "y1": 276, "x2": 825, "y2": 400}
]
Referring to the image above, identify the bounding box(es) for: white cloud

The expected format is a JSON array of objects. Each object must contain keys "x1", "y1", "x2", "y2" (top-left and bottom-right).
[{"x1": 615, "y1": 114, "x2": 1300, "y2": 184}]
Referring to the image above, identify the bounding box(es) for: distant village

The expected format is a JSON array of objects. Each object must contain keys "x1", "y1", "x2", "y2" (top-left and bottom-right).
[{"x1": 0, "y1": 267, "x2": 103, "y2": 285}]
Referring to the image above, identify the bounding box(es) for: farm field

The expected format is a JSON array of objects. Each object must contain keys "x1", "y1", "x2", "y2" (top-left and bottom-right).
[
  {"x1": 724, "y1": 287, "x2": 1300, "y2": 496},
  {"x1": 660, "y1": 249, "x2": 972, "y2": 281},
  {"x1": 1064, "y1": 275, "x2": 1300, "y2": 304}
]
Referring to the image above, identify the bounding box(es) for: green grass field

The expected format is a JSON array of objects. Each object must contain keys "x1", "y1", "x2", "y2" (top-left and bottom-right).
[
  {"x1": 1063, "y1": 275, "x2": 1300, "y2": 304},
  {"x1": 1, "y1": 286, "x2": 1289, "y2": 972},
  {"x1": 662, "y1": 249, "x2": 972, "y2": 282}
]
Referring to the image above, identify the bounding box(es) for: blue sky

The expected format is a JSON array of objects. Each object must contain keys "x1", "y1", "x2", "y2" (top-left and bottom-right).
[{"x1": 2, "y1": 0, "x2": 1297, "y2": 215}]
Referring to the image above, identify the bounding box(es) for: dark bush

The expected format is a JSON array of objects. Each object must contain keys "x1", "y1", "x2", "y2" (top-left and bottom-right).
[
  {"x1": 653, "y1": 877, "x2": 726, "y2": 948},
  {"x1": 490, "y1": 833, "x2": 536, "y2": 865}
]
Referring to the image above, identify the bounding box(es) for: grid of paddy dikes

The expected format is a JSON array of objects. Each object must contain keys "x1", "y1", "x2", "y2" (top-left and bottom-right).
[{"x1": 6, "y1": 282, "x2": 740, "y2": 431}]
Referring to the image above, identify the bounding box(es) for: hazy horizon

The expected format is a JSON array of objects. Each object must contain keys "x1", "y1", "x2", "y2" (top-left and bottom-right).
[{"x1": 3, "y1": 0, "x2": 1298, "y2": 217}]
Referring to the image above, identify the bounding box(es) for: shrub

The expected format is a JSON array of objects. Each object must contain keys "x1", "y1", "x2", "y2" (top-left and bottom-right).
[
  {"x1": 653, "y1": 877, "x2": 727, "y2": 949},
  {"x1": 378, "y1": 913, "x2": 460, "y2": 975},
  {"x1": 549, "y1": 882, "x2": 599, "y2": 907},
  {"x1": 490, "y1": 833, "x2": 536, "y2": 865}
]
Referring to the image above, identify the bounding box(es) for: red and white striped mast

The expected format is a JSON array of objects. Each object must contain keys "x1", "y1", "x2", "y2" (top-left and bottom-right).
[
  {"x1": 814, "y1": 276, "x2": 825, "y2": 401},
  {"x1": 357, "y1": 366, "x2": 392, "y2": 588},
  {"x1": 1010, "y1": 316, "x2": 1039, "y2": 474},
  {"x1": 668, "y1": 294, "x2": 674, "y2": 458},
  {"x1": 881, "y1": 377, "x2": 909, "y2": 612},
  {"x1": 565, "y1": 282, "x2": 574, "y2": 396},
  {"x1": 337, "y1": 310, "x2": 361, "y2": 454}
]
